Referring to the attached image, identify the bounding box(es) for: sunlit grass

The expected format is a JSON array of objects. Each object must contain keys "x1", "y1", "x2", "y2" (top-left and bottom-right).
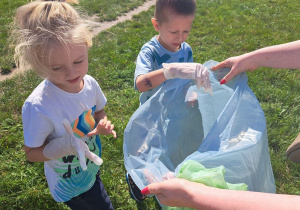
[{"x1": 0, "y1": 0, "x2": 299, "y2": 209}]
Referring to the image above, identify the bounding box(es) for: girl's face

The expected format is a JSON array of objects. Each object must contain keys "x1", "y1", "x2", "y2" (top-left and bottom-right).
[
  {"x1": 45, "y1": 43, "x2": 89, "y2": 93},
  {"x1": 152, "y1": 9, "x2": 194, "y2": 52}
]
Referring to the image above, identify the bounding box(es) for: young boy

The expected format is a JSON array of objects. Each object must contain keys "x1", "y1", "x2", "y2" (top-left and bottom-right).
[{"x1": 126, "y1": 0, "x2": 211, "y2": 202}]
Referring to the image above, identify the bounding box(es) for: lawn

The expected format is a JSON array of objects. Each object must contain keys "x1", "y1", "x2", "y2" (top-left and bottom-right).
[{"x1": 0, "y1": 0, "x2": 299, "y2": 209}]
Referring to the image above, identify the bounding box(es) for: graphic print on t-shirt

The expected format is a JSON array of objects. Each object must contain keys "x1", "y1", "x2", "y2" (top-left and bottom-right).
[{"x1": 53, "y1": 105, "x2": 102, "y2": 201}]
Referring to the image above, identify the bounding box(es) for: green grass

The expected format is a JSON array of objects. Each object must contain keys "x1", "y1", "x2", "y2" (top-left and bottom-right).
[
  {"x1": 1, "y1": 0, "x2": 300, "y2": 209},
  {"x1": 0, "y1": 0, "x2": 24, "y2": 74},
  {"x1": 79, "y1": 0, "x2": 148, "y2": 21},
  {"x1": 0, "y1": 0, "x2": 148, "y2": 74}
]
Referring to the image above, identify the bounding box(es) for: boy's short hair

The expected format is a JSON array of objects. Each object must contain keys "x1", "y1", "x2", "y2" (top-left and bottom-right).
[{"x1": 155, "y1": 0, "x2": 196, "y2": 23}]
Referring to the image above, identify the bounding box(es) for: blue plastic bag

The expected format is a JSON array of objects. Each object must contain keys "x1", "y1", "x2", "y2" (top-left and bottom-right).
[{"x1": 123, "y1": 60, "x2": 276, "y2": 196}]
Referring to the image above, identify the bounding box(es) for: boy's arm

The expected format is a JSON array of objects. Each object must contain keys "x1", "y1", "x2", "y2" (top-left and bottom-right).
[
  {"x1": 136, "y1": 63, "x2": 212, "y2": 95},
  {"x1": 136, "y1": 68, "x2": 166, "y2": 92}
]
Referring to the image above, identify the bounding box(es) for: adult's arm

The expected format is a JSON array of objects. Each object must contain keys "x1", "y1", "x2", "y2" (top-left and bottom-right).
[
  {"x1": 142, "y1": 178, "x2": 300, "y2": 210},
  {"x1": 211, "y1": 40, "x2": 300, "y2": 83}
]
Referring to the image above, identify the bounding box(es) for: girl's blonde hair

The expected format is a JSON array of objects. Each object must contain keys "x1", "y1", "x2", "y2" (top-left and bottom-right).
[{"x1": 12, "y1": 0, "x2": 93, "y2": 78}]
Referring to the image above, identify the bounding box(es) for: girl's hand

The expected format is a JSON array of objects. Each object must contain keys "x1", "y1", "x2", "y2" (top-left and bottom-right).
[{"x1": 87, "y1": 116, "x2": 117, "y2": 138}]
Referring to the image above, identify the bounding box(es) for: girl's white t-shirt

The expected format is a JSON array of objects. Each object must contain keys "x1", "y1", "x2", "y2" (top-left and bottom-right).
[{"x1": 22, "y1": 75, "x2": 107, "y2": 202}]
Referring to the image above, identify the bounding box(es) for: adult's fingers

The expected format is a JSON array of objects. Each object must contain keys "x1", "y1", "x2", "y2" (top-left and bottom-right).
[
  {"x1": 211, "y1": 59, "x2": 232, "y2": 71},
  {"x1": 210, "y1": 60, "x2": 237, "y2": 84},
  {"x1": 141, "y1": 183, "x2": 158, "y2": 195},
  {"x1": 220, "y1": 69, "x2": 238, "y2": 84}
]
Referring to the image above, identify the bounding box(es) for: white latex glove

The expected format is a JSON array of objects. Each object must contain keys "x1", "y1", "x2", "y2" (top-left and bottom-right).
[
  {"x1": 43, "y1": 119, "x2": 103, "y2": 170},
  {"x1": 163, "y1": 63, "x2": 213, "y2": 95}
]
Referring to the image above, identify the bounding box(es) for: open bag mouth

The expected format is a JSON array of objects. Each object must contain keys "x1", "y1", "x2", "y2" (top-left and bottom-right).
[{"x1": 123, "y1": 60, "x2": 276, "y2": 203}]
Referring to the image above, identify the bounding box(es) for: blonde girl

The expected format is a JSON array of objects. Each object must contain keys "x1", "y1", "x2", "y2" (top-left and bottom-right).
[{"x1": 12, "y1": 0, "x2": 115, "y2": 209}]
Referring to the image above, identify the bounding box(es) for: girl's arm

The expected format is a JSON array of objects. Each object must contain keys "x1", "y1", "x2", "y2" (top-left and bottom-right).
[
  {"x1": 24, "y1": 144, "x2": 49, "y2": 162},
  {"x1": 25, "y1": 129, "x2": 105, "y2": 166},
  {"x1": 93, "y1": 109, "x2": 107, "y2": 124}
]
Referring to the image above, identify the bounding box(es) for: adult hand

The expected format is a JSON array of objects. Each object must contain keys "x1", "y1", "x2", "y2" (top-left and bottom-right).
[
  {"x1": 163, "y1": 63, "x2": 213, "y2": 95},
  {"x1": 141, "y1": 178, "x2": 200, "y2": 208},
  {"x1": 211, "y1": 53, "x2": 258, "y2": 84}
]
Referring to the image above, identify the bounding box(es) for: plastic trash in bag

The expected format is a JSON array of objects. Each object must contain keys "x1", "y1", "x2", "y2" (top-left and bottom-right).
[
  {"x1": 177, "y1": 160, "x2": 248, "y2": 191},
  {"x1": 163, "y1": 160, "x2": 248, "y2": 210},
  {"x1": 123, "y1": 60, "x2": 276, "y2": 204}
]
